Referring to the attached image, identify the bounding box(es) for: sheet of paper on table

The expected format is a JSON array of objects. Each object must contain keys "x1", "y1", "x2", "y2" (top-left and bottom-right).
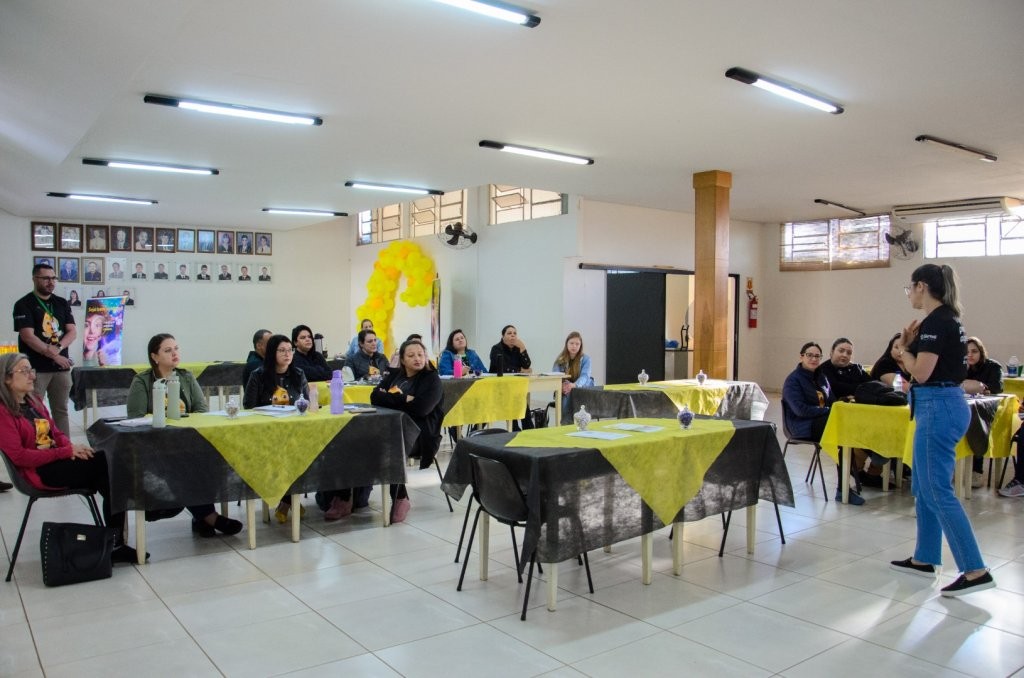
[
  {"x1": 252, "y1": 405, "x2": 298, "y2": 417},
  {"x1": 207, "y1": 410, "x2": 255, "y2": 417},
  {"x1": 607, "y1": 423, "x2": 664, "y2": 433},
  {"x1": 567, "y1": 430, "x2": 631, "y2": 440},
  {"x1": 116, "y1": 416, "x2": 153, "y2": 427},
  {"x1": 539, "y1": 372, "x2": 566, "y2": 377},
  {"x1": 343, "y1": 405, "x2": 376, "y2": 413}
]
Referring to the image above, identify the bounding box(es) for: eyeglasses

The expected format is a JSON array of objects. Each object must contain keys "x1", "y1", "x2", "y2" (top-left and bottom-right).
[
  {"x1": 10, "y1": 367, "x2": 37, "y2": 377},
  {"x1": 903, "y1": 282, "x2": 918, "y2": 296},
  {"x1": 802, "y1": 353, "x2": 822, "y2": 360},
  {"x1": 276, "y1": 347, "x2": 295, "y2": 355},
  {"x1": 33, "y1": 276, "x2": 57, "y2": 282}
]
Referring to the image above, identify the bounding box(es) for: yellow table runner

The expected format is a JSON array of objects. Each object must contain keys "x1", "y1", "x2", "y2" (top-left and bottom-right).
[
  {"x1": 123, "y1": 362, "x2": 212, "y2": 379},
  {"x1": 171, "y1": 411, "x2": 351, "y2": 502},
  {"x1": 442, "y1": 377, "x2": 529, "y2": 427},
  {"x1": 1004, "y1": 377, "x2": 1024, "y2": 402},
  {"x1": 507, "y1": 417, "x2": 736, "y2": 525},
  {"x1": 820, "y1": 396, "x2": 1020, "y2": 466},
  {"x1": 605, "y1": 380, "x2": 729, "y2": 415}
]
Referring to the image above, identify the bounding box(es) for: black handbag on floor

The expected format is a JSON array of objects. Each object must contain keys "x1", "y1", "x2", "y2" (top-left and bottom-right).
[{"x1": 40, "y1": 521, "x2": 116, "y2": 587}]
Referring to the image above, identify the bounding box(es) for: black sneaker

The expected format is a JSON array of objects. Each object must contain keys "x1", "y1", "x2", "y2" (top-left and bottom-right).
[
  {"x1": 890, "y1": 557, "x2": 937, "y2": 578},
  {"x1": 941, "y1": 571, "x2": 995, "y2": 597},
  {"x1": 0, "y1": 480, "x2": 13, "y2": 492},
  {"x1": 111, "y1": 544, "x2": 150, "y2": 564}
]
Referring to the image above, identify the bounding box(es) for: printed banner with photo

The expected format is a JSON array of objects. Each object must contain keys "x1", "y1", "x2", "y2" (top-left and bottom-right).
[{"x1": 83, "y1": 296, "x2": 127, "y2": 366}]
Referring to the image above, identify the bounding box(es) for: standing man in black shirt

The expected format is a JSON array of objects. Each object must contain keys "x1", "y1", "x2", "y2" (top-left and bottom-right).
[{"x1": 12, "y1": 264, "x2": 77, "y2": 436}]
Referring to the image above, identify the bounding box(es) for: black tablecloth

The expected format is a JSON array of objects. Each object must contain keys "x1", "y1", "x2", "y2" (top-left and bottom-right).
[
  {"x1": 441, "y1": 418, "x2": 794, "y2": 568},
  {"x1": 87, "y1": 408, "x2": 417, "y2": 512},
  {"x1": 567, "y1": 382, "x2": 769, "y2": 423}
]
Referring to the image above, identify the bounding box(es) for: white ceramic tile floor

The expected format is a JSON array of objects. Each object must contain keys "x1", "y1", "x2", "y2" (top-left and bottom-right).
[{"x1": 0, "y1": 393, "x2": 1022, "y2": 677}]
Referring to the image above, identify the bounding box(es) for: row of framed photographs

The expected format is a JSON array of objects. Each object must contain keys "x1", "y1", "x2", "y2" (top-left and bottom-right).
[
  {"x1": 30, "y1": 222, "x2": 273, "y2": 256},
  {"x1": 32, "y1": 256, "x2": 273, "y2": 284}
]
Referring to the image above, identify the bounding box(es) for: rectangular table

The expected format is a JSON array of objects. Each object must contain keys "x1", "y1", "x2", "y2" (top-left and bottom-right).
[
  {"x1": 1004, "y1": 377, "x2": 1024, "y2": 401},
  {"x1": 331, "y1": 373, "x2": 563, "y2": 429},
  {"x1": 568, "y1": 379, "x2": 769, "y2": 424},
  {"x1": 87, "y1": 408, "x2": 419, "y2": 562},
  {"x1": 820, "y1": 394, "x2": 1021, "y2": 503},
  {"x1": 441, "y1": 417, "x2": 794, "y2": 610}
]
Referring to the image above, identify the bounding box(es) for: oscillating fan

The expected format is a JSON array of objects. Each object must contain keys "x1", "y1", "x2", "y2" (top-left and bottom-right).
[
  {"x1": 437, "y1": 222, "x2": 478, "y2": 249},
  {"x1": 885, "y1": 226, "x2": 919, "y2": 260}
]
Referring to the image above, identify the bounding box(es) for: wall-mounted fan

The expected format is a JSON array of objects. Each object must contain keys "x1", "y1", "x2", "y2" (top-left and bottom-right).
[
  {"x1": 438, "y1": 222, "x2": 478, "y2": 249},
  {"x1": 885, "y1": 225, "x2": 919, "y2": 260}
]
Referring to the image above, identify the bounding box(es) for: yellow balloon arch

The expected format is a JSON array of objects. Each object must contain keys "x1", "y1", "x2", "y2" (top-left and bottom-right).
[{"x1": 356, "y1": 241, "x2": 436, "y2": 356}]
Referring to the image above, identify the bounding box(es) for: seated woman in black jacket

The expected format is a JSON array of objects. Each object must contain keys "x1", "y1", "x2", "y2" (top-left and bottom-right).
[
  {"x1": 488, "y1": 324, "x2": 531, "y2": 374},
  {"x1": 963, "y1": 336, "x2": 1003, "y2": 395},
  {"x1": 370, "y1": 339, "x2": 443, "y2": 524},
  {"x1": 290, "y1": 324, "x2": 332, "y2": 382},
  {"x1": 817, "y1": 337, "x2": 871, "y2": 402},
  {"x1": 870, "y1": 333, "x2": 911, "y2": 392},
  {"x1": 244, "y1": 334, "x2": 309, "y2": 523}
]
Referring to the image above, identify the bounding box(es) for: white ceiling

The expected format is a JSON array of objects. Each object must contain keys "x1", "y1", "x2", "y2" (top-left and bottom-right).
[{"x1": 2, "y1": 0, "x2": 1023, "y2": 231}]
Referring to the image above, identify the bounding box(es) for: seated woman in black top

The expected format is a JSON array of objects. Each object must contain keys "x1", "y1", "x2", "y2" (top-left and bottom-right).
[
  {"x1": 782, "y1": 341, "x2": 864, "y2": 505},
  {"x1": 290, "y1": 324, "x2": 332, "y2": 382},
  {"x1": 244, "y1": 334, "x2": 309, "y2": 523},
  {"x1": 870, "y1": 333, "x2": 911, "y2": 392},
  {"x1": 488, "y1": 325, "x2": 531, "y2": 374},
  {"x1": 370, "y1": 339, "x2": 443, "y2": 524},
  {"x1": 963, "y1": 336, "x2": 1003, "y2": 395},
  {"x1": 817, "y1": 337, "x2": 871, "y2": 401}
]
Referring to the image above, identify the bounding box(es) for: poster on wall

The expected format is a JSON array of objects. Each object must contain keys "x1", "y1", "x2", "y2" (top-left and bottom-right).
[
  {"x1": 430, "y1": 277, "x2": 440, "y2": 358},
  {"x1": 82, "y1": 296, "x2": 126, "y2": 366}
]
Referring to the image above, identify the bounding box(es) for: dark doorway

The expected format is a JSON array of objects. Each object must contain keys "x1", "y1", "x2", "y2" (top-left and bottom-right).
[{"x1": 605, "y1": 271, "x2": 666, "y2": 384}]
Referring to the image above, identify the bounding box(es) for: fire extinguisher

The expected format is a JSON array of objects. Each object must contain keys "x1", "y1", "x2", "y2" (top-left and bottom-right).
[{"x1": 746, "y1": 277, "x2": 758, "y2": 329}]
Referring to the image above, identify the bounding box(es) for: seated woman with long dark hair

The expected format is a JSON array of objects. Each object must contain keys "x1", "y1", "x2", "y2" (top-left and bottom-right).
[
  {"x1": 782, "y1": 341, "x2": 865, "y2": 505},
  {"x1": 126, "y1": 333, "x2": 243, "y2": 537},
  {"x1": 438, "y1": 329, "x2": 487, "y2": 376},
  {"x1": 244, "y1": 334, "x2": 309, "y2": 523},
  {"x1": 370, "y1": 339, "x2": 443, "y2": 523},
  {"x1": 0, "y1": 353, "x2": 141, "y2": 562},
  {"x1": 290, "y1": 324, "x2": 332, "y2": 382},
  {"x1": 963, "y1": 336, "x2": 1003, "y2": 396}
]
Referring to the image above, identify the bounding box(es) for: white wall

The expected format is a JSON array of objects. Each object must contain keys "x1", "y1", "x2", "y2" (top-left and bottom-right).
[
  {"x1": 1, "y1": 209, "x2": 352, "y2": 364},
  {"x1": 758, "y1": 224, "x2": 1023, "y2": 391}
]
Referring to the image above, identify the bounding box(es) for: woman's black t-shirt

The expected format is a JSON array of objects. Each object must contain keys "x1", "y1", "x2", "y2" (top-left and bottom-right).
[{"x1": 908, "y1": 304, "x2": 967, "y2": 384}]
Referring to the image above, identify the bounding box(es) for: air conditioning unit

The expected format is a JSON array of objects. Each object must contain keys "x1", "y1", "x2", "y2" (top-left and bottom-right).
[{"x1": 891, "y1": 196, "x2": 1023, "y2": 224}]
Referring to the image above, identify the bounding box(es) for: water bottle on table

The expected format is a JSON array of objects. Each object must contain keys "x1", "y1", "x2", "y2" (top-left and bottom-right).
[
  {"x1": 330, "y1": 369, "x2": 345, "y2": 414},
  {"x1": 1008, "y1": 355, "x2": 1020, "y2": 378}
]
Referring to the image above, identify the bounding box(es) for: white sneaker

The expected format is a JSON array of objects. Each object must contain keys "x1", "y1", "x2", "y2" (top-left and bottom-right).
[
  {"x1": 998, "y1": 478, "x2": 1024, "y2": 498},
  {"x1": 971, "y1": 472, "x2": 985, "y2": 489}
]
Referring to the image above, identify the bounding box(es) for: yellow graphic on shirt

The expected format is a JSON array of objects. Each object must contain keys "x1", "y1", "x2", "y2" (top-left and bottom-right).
[
  {"x1": 369, "y1": 365, "x2": 380, "y2": 376},
  {"x1": 271, "y1": 386, "x2": 290, "y2": 405},
  {"x1": 41, "y1": 312, "x2": 62, "y2": 345},
  {"x1": 35, "y1": 418, "x2": 54, "y2": 449}
]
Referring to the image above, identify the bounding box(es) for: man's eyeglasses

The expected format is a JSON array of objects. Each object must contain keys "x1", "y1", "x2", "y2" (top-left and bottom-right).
[{"x1": 33, "y1": 276, "x2": 57, "y2": 282}]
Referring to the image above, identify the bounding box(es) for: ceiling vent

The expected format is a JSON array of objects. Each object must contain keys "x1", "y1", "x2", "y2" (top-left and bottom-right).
[{"x1": 891, "y1": 196, "x2": 1023, "y2": 224}]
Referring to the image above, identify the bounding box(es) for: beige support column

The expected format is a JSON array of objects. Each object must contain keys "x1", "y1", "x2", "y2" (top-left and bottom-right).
[{"x1": 692, "y1": 170, "x2": 731, "y2": 379}]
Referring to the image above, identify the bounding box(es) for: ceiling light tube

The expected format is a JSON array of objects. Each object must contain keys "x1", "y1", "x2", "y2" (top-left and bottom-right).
[
  {"x1": 344, "y1": 181, "x2": 444, "y2": 196},
  {"x1": 915, "y1": 134, "x2": 997, "y2": 163},
  {"x1": 479, "y1": 140, "x2": 593, "y2": 165},
  {"x1": 83, "y1": 158, "x2": 219, "y2": 176},
  {"x1": 432, "y1": 0, "x2": 540, "y2": 27},
  {"x1": 47, "y1": 192, "x2": 156, "y2": 205},
  {"x1": 262, "y1": 208, "x2": 348, "y2": 217},
  {"x1": 144, "y1": 94, "x2": 323, "y2": 126},
  {"x1": 814, "y1": 198, "x2": 866, "y2": 216},
  {"x1": 725, "y1": 67, "x2": 844, "y2": 114}
]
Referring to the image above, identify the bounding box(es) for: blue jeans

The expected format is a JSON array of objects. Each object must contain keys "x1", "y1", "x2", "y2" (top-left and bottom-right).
[{"x1": 910, "y1": 386, "x2": 985, "y2": 571}]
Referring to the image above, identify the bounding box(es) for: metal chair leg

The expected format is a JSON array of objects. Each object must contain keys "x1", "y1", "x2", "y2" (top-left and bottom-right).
[
  {"x1": 582, "y1": 551, "x2": 594, "y2": 594},
  {"x1": 457, "y1": 507, "x2": 484, "y2": 591},
  {"x1": 718, "y1": 510, "x2": 733, "y2": 557},
  {"x1": 435, "y1": 458, "x2": 453, "y2": 512},
  {"x1": 511, "y1": 526, "x2": 522, "y2": 583},
  {"x1": 5, "y1": 497, "x2": 37, "y2": 582},
  {"x1": 520, "y1": 554, "x2": 537, "y2": 621},
  {"x1": 454, "y1": 495, "x2": 474, "y2": 563}
]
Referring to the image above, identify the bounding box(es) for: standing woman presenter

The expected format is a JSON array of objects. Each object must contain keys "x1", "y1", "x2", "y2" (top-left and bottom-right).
[{"x1": 889, "y1": 264, "x2": 993, "y2": 597}]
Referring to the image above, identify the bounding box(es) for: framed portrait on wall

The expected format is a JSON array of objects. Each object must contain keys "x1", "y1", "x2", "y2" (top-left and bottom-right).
[
  {"x1": 133, "y1": 226, "x2": 154, "y2": 252},
  {"x1": 177, "y1": 228, "x2": 195, "y2": 252},
  {"x1": 86, "y1": 225, "x2": 109, "y2": 252},
  {"x1": 236, "y1": 231, "x2": 253, "y2": 255},
  {"x1": 195, "y1": 263, "x2": 213, "y2": 280},
  {"x1": 58, "y1": 256, "x2": 80, "y2": 283},
  {"x1": 59, "y1": 224, "x2": 83, "y2": 252},
  {"x1": 255, "y1": 232, "x2": 272, "y2": 255},
  {"x1": 238, "y1": 263, "x2": 253, "y2": 281},
  {"x1": 33, "y1": 255, "x2": 55, "y2": 269},
  {"x1": 216, "y1": 262, "x2": 233, "y2": 280},
  {"x1": 257, "y1": 264, "x2": 272, "y2": 282},
  {"x1": 82, "y1": 257, "x2": 104, "y2": 284},
  {"x1": 197, "y1": 229, "x2": 215, "y2": 253},
  {"x1": 110, "y1": 226, "x2": 132, "y2": 252},
  {"x1": 31, "y1": 222, "x2": 57, "y2": 250},
  {"x1": 66, "y1": 288, "x2": 83, "y2": 307},
  {"x1": 216, "y1": 231, "x2": 234, "y2": 255},
  {"x1": 107, "y1": 256, "x2": 127, "y2": 281},
  {"x1": 155, "y1": 228, "x2": 176, "y2": 253},
  {"x1": 174, "y1": 262, "x2": 191, "y2": 280}
]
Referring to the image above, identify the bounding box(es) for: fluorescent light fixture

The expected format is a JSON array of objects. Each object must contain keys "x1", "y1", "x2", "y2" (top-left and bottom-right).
[
  {"x1": 915, "y1": 134, "x2": 997, "y2": 163},
  {"x1": 344, "y1": 181, "x2": 444, "y2": 196},
  {"x1": 725, "y1": 67, "x2": 844, "y2": 114},
  {"x1": 432, "y1": 0, "x2": 540, "y2": 27},
  {"x1": 144, "y1": 94, "x2": 323, "y2": 126},
  {"x1": 83, "y1": 158, "x2": 219, "y2": 176},
  {"x1": 47, "y1": 192, "x2": 156, "y2": 205},
  {"x1": 813, "y1": 198, "x2": 866, "y2": 216},
  {"x1": 262, "y1": 208, "x2": 348, "y2": 217},
  {"x1": 479, "y1": 140, "x2": 593, "y2": 165}
]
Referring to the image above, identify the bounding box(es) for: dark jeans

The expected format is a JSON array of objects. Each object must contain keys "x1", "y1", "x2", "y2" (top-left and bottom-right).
[
  {"x1": 806, "y1": 413, "x2": 849, "y2": 492},
  {"x1": 35, "y1": 450, "x2": 126, "y2": 537}
]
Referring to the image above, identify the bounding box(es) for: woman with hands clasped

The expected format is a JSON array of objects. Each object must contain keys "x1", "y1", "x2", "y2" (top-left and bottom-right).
[
  {"x1": 0, "y1": 353, "x2": 142, "y2": 563},
  {"x1": 370, "y1": 339, "x2": 443, "y2": 523},
  {"x1": 552, "y1": 331, "x2": 594, "y2": 418},
  {"x1": 489, "y1": 325, "x2": 531, "y2": 374},
  {"x1": 888, "y1": 264, "x2": 993, "y2": 597},
  {"x1": 127, "y1": 334, "x2": 243, "y2": 538}
]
